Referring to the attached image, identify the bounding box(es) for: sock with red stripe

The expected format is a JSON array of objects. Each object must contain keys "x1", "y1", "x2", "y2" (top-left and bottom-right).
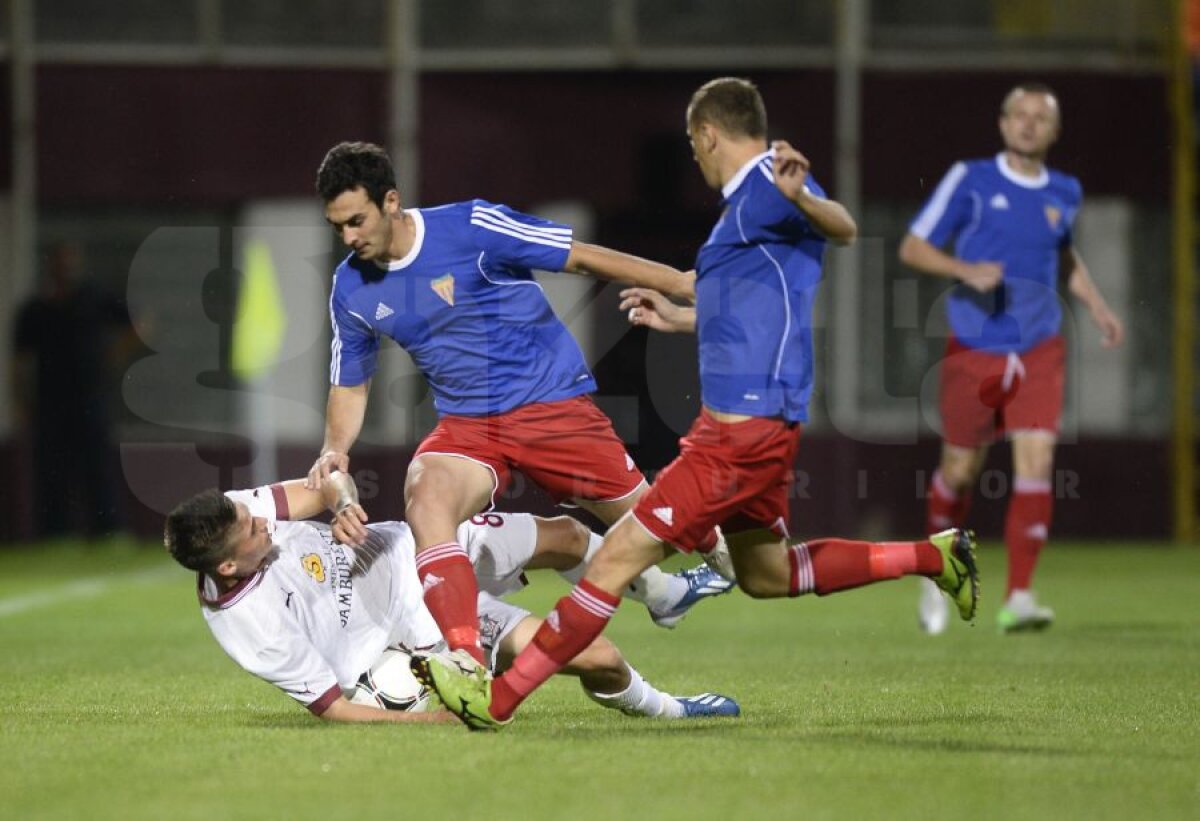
[
  {"x1": 1005, "y1": 477, "x2": 1053, "y2": 596},
  {"x1": 414, "y1": 542, "x2": 485, "y2": 666},
  {"x1": 926, "y1": 469, "x2": 972, "y2": 534},
  {"x1": 787, "y1": 538, "x2": 943, "y2": 597},
  {"x1": 491, "y1": 580, "x2": 619, "y2": 721}
]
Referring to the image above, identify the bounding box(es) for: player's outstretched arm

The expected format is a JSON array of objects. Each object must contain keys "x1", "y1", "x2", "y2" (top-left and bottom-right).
[
  {"x1": 619, "y1": 287, "x2": 696, "y2": 334},
  {"x1": 771, "y1": 140, "x2": 857, "y2": 246},
  {"x1": 564, "y1": 242, "x2": 695, "y2": 302},
  {"x1": 898, "y1": 233, "x2": 1004, "y2": 294},
  {"x1": 275, "y1": 471, "x2": 369, "y2": 544},
  {"x1": 1063, "y1": 247, "x2": 1124, "y2": 348},
  {"x1": 307, "y1": 382, "x2": 370, "y2": 490},
  {"x1": 319, "y1": 695, "x2": 454, "y2": 724}
]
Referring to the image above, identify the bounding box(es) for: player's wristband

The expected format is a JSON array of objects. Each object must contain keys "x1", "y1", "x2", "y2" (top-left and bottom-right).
[{"x1": 327, "y1": 470, "x2": 359, "y2": 513}]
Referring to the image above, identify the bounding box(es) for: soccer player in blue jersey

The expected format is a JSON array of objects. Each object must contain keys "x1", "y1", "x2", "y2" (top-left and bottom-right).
[
  {"x1": 305, "y1": 142, "x2": 733, "y2": 673},
  {"x1": 415, "y1": 77, "x2": 981, "y2": 730},
  {"x1": 898, "y1": 83, "x2": 1124, "y2": 634}
]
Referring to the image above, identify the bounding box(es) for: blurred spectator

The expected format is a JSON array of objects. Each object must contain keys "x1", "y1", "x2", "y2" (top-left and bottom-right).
[{"x1": 12, "y1": 243, "x2": 134, "y2": 540}]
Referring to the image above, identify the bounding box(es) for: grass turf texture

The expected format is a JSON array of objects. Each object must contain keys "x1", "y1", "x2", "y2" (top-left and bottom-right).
[{"x1": 1, "y1": 540, "x2": 1197, "y2": 820}]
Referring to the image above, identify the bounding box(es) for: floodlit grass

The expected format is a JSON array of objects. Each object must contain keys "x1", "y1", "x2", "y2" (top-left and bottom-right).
[{"x1": 1, "y1": 540, "x2": 1197, "y2": 820}]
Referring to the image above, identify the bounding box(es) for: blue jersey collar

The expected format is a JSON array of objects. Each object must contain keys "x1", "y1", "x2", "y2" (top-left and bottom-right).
[{"x1": 722, "y1": 148, "x2": 774, "y2": 200}]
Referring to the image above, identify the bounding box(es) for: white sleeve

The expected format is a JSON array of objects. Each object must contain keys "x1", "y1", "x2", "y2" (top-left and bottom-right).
[
  {"x1": 206, "y1": 598, "x2": 341, "y2": 714},
  {"x1": 224, "y1": 485, "x2": 285, "y2": 524},
  {"x1": 456, "y1": 513, "x2": 538, "y2": 597}
]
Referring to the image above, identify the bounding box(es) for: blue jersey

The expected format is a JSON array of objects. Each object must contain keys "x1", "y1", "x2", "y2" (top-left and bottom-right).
[
  {"x1": 328, "y1": 200, "x2": 596, "y2": 417},
  {"x1": 694, "y1": 149, "x2": 827, "y2": 423},
  {"x1": 910, "y1": 154, "x2": 1082, "y2": 354}
]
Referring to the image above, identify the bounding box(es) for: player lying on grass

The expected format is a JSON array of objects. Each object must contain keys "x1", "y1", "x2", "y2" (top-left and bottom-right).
[{"x1": 163, "y1": 471, "x2": 738, "y2": 723}]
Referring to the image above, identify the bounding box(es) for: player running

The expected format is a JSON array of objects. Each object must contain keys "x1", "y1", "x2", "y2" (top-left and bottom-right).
[
  {"x1": 163, "y1": 471, "x2": 739, "y2": 723},
  {"x1": 898, "y1": 83, "x2": 1124, "y2": 634},
  {"x1": 415, "y1": 77, "x2": 981, "y2": 730},
  {"x1": 306, "y1": 142, "x2": 732, "y2": 673}
]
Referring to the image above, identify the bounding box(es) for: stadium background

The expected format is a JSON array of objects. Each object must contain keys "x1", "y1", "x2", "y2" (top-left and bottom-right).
[{"x1": 0, "y1": 0, "x2": 1194, "y2": 546}]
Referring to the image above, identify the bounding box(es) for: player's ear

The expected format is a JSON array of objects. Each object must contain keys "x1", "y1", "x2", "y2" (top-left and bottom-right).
[
  {"x1": 383, "y1": 189, "x2": 401, "y2": 215},
  {"x1": 214, "y1": 557, "x2": 238, "y2": 578}
]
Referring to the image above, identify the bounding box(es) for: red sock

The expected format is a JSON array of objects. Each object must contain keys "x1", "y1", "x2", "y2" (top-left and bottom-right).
[
  {"x1": 1005, "y1": 478, "x2": 1053, "y2": 596},
  {"x1": 788, "y1": 539, "x2": 943, "y2": 596},
  {"x1": 927, "y1": 469, "x2": 972, "y2": 534},
  {"x1": 491, "y1": 580, "x2": 619, "y2": 721},
  {"x1": 415, "y1": 542, "x2": 484, "y2": 665}
]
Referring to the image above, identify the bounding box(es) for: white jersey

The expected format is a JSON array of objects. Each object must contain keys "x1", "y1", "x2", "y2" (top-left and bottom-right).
[{"x1": 197, "y1": 486, "x2": 539, "y2": 714}]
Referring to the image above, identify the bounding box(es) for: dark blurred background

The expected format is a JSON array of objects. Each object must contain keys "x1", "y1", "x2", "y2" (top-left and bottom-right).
[{"x1": 0, "y1": 0, "x2": 1195, "y2": 544}]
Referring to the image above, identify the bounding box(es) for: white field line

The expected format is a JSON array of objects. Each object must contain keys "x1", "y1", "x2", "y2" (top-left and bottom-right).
[{"x1": 0, "y1": 563, "x2": 180, "y2": 619}]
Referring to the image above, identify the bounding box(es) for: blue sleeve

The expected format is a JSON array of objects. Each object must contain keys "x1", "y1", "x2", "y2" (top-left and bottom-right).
[
  {"x1": 737, "y1": 162, "x2": 826, "y2": 241},
  {"x1": 466, "y1": 200, "x2": 573, "y2": 272},
  {"x1": 1061, "y1": 177, "x2": 1083, "y2": 248},
  {"x1": 909, "y1": 162, "x2": 972, "y2": 247},
  {"x1": 328, "y1": 284, "x2": 379, "y2": 387}
]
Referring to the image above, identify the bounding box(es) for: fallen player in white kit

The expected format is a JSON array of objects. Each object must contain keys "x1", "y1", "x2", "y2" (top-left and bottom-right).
[{"x1": 163, "y1": 471, "x2": 738, "y2": 723}]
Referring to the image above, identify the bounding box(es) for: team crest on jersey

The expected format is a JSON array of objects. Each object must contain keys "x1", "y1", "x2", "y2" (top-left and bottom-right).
[
  {"x1": 1044, "y1": 205, "x2": 1062, "y2": 229},
  {"x1": 301, "y1": 554, "x2": 326, "y2": 583},
  {"x1": 431, "y1": 274, "x2": 455, "y2": 306}
]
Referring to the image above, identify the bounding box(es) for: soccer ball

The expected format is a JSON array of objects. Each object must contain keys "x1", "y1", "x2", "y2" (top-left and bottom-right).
[{"x1": 349, "y1": 647, "x2": 435, "y2": 712}]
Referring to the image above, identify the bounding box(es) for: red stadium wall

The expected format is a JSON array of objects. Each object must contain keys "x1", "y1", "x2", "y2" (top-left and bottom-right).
[{"x1": 30, "y1": 66, "x2": 1167, "y2": 207}]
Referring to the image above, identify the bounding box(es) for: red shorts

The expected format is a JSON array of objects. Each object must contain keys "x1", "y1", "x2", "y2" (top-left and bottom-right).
[
  {"x1": 938, "y1": 334, "x2": 1065, "y2": 448},
  {"x1": 632, "y1": 410, "x2": 802, "y2": 552},
  {"x1": 414, "y1": 395, "x2": 644, "y2": 506}
]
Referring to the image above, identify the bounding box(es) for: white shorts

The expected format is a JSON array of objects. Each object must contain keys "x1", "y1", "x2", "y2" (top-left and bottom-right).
[
  {"x1": 477, "y1": 592, "x2": 529, "y2": 671},
  {"x1": 456, "y1": 512, "x2": 539, "y2": 598}
]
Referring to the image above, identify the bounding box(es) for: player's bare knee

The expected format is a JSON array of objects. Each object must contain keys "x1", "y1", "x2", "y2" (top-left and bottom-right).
[
  {"x1": 737, "y1": 569, "x2": 784, "y2": 599},
  {"x1": 572, "y1": 637, "x2": 628, "y2": 692},
  {"x1": 940, "y1": 448, "x2": 984, "y2": 489},
  {"x1": 558, "y1": 515, "x2": 593, "y2": 561}
]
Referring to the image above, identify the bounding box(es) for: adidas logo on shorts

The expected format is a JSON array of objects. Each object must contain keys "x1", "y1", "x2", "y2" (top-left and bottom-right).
[{"x1": 652, "y1": 507, "x2": 674, "y2": 527}]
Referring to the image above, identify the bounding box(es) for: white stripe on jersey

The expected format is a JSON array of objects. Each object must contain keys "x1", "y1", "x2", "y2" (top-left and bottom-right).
[
  {"x1": 346, "y1": 310, "x2": 372, "y2": 330},
  {"x1": 470, "y1": 209, "x2": 572, "y2": 250},
  {"x1": 471, "y1": 205, "x2": 572, "y2": 239},
  {"x1": 474, "y1": 252, "x2": 543, "y2": 290},
  {"x1": 328, "y1": 277, "x2": 342, "y2": 384},
  {"x1": 911, "y1": 161, "x2": 968, "y2": 240},
  {"x1": 756, "y1": 157, "x2": 774, "y2": 183},
  {"x1": 734, "y1": 198, "x2": 793, "y2": 383}
]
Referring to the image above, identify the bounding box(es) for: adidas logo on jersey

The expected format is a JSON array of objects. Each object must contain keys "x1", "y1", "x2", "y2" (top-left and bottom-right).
[
  {"x1": 422, "y1": 573, "x2": 444, "y2": 592},
  {"x1": 990, "y1": 193, "x2": 1010, "y2": 210},
  {"x1": 652, "y1": 507, "x2": 674, "y2": 527},
  {"x1": 375, "y1": 302, "x2": 395, "y2": 320}
]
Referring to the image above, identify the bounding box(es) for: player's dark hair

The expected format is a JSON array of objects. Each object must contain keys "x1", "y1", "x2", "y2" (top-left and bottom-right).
[
  {"x1": 687, "y1": 77, "x2": 767, "y2": 139},
  {"x1": 316, "y1": 141, "x2": 396, "y2": 208},
  {"x1": 164, "y1": 489, "x2": 238, "y2": 573},
  {"x1": 1002, "y1": 82, "x2": 1059, "y2": 115}
]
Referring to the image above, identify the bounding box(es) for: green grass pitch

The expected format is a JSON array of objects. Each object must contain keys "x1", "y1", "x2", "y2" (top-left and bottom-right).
[{"x1": 1, "y1": 539, "x2": 1197, "y2": 820}]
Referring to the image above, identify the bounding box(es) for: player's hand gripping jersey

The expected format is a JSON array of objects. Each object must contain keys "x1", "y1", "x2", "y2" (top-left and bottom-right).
[
  {"x1": 694, "y1": 149, "x2": 828, "y2": 423},
  {"x1": 909, "y1": 154, "x2": 1082, "y2": 354},
  {"x1": 328, "y1": 200, "x2": 596, "y2": 416}
]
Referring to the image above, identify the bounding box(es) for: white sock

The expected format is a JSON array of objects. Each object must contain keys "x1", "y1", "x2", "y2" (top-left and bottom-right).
[
  {"x1": 558, "y1": 532, "x2": 683, "y2": 610},
  {"x1": 584, "y1": 664, "x2": 683, "y2": 719}
]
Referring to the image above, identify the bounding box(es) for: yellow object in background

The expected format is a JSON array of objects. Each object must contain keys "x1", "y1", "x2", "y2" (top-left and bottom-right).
[{"x1": 231, "y1": 239, "x2": 288, "y2": 382}]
